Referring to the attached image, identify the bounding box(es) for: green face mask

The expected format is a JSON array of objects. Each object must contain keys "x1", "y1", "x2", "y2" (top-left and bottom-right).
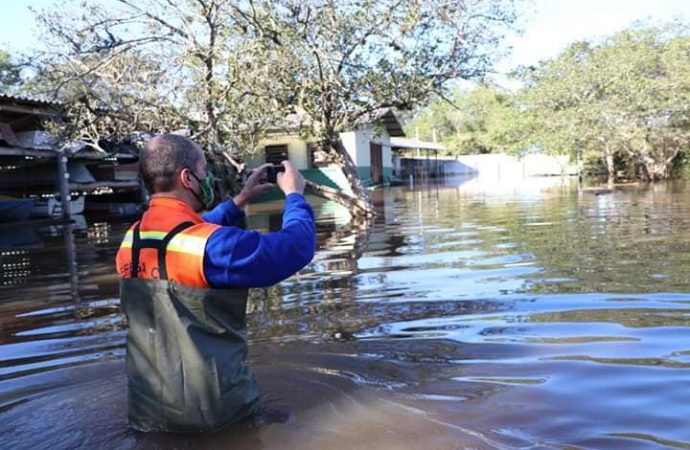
[{"x1": 188, "y1": 169, "x2": 216, "y2": 209}]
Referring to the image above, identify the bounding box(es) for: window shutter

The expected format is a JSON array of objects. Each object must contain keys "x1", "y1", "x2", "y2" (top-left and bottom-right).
[{"x1": 265, "y1": 145, "x2": 288, "y2": 164}]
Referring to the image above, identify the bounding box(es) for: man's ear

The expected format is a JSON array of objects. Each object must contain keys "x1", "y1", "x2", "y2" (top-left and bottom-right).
[{"x1": 179, "y1": 168, "x2": 194, "y2": 190}]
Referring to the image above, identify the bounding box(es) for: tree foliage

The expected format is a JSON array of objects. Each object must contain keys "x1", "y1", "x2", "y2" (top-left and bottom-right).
[
  {"x1": 0, "y1": 50, "x2": 22, "y2": 90},
  {"x1": 405, "y1": 84, "x2": 518, "y2": 154},
  {"x1": 407, "y1": 23, "x2": 690, "y2": 183},
  {"x1": 30, "y1": 0, "x2": 289, "y2": 159},
  {"x1": 26, "y1": 0, "x2": 519, "y2": 214},
  {"x1": 516, "y1": 24, "x2": 690, "y2": 181},
  {"x1": 249, "y1": 0, "x2": 519, "y2": 212}
]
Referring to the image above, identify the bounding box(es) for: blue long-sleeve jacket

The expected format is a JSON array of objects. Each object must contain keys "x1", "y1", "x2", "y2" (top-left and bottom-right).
[{"x1": 201, "y1": 193, "x2": 315, "y2": 288}]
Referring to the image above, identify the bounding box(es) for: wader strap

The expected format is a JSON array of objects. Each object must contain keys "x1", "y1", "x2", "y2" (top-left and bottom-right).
[
  {"x1": 130, "y1": 221, "x2": 195, "y2": 280},
  {"x1": 131, "y1": 221, "x2": 142, "y2": 279},
  {"x1": 158, "y1": 221, "x2": 195, "y2": 280}
]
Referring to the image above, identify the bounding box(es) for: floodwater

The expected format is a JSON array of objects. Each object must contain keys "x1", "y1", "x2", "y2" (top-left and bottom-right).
[{"x1": 1, "y1": 176, "x2": 690, "y2": 449}]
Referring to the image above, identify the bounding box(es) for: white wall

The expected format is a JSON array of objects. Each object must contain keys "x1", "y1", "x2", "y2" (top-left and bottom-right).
[
  {"x1": 258, "y1": 126, "x2": 395, "y2": 170},
  {"x1": 342, "y1": 128, "x2": 393, "y2": 168},
  {"x1": 455, "y1": 153, "x2": 575, "y2": 177},
  {"x1": 339, "y1": 131, "x2": 359, "y2": 165},
  {"x1": 355, "y1": 130, "x2": 371, "y2": 166}
]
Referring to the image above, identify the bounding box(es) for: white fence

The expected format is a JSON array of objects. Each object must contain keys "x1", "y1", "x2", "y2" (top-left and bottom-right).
[
  {"x1": 395, "y1": 153, "x2": 576, "y2": 179},
  {"x1": 456, "y1": 154, "x2": 575, "y2": 177}
]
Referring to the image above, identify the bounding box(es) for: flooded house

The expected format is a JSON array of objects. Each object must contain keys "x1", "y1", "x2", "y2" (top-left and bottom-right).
[
  {"x1": 390, "y1": 137, "x2": 449, "y2": 181},
  {"x1": 1, "y1": 96, "x2": 412, "y2": 215},
  {"x1": 249, "y1": 108, "x2": 406, "y2": 199},
  {"x1": 0, "y1": 93, "x2": 142, "y2": 224}
]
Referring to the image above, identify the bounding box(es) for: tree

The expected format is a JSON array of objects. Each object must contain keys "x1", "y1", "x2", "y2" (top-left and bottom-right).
[
  {"x1": 405, "y1": 84, "x2": 518, "y2": 155},
  {"x1": 30, "y1": 0, "x2": 293, "y2": 199},
  {"x1": 240, "y1": 0, "x2": 519, "y2": 214},
  {"x1": 516, "y1": 24, "x2": 690, "y2": 182},
  {"x1": 0, "y1": 50, "x2": 22, "y2": 90},
  {"x1": 29, "y1": 0, "x2": 520, "y2": 215}
]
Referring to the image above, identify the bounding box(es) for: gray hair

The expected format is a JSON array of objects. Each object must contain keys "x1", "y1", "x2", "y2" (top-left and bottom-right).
[{"x1": 140, "y1": 134, "x2": 203, "y2": 193}]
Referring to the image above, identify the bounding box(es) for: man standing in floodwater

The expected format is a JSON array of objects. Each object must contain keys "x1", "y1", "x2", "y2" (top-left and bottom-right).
[{"x1": 115, "y1": 134, "x2": 315, "y2": 432}]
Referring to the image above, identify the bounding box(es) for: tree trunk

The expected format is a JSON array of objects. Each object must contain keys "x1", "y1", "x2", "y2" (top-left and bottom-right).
[
  {"x1": 207, "y1": 151, "x2": 242, "y2": 199},
  {"x1": 332, "y1": 140, "x2": 373, "y2": 206},
  {"x1": 644, "y1": 161, "x2": 667, "y2": 181},
  {"x1": 604, "y1": 152, "x2": 615, "y2": 187},
  {"x1": 306, "y1": 139, "x2": 376, "y2": 218},
  {"x1": 206, "y1": 156, "x2": 225, "y2": 200}
]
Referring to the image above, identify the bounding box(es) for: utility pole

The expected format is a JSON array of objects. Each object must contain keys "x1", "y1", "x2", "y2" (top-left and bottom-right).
[{"x1": 56, "y1": 148, "x2": 72, "y2": 221}]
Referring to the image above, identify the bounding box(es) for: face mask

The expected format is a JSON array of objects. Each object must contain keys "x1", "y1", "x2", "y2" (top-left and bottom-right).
[{"x1": 188, "y1": 169, "x2": 216, "y2": 210}]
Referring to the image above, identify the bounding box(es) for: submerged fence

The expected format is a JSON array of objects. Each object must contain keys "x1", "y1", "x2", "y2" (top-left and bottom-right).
[{"x1": 395, "y1": 153, "x2": 576, "y2": 180}]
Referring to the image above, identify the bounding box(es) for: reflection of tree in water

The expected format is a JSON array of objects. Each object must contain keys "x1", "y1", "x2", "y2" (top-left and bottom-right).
[
  {"x1": 514, "y1": 184, "x2": 690, "y2": 294},
  {"x1": 401, "y1": 182, "x2": 690, "y2": 295},
  {"x1": 248, "y1": 212, "x2": 373, "y2": 341},
  {"x1": 248, "y1": 291, "x2": 512, "y2": 345},
  {"x1": 529, "y1": 306, "x2": 690, "y2": 329},
  {"x1": 247, "y1": 192, "x2": 513, "y2": 344}
]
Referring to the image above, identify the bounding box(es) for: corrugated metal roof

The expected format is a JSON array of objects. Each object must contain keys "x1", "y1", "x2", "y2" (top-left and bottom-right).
[
  {"x1": 353, "y1": 108, "x2": 406, "y2": 137},
  {"x1": 0, "y1": 92, "x2": 63, "y2": 107},
  {"x1": 390, "y1": 137, "x2": 446, "y2": 151},
  {"x1": 267, "y1": 108, "x2": 406, "y2": 137}
]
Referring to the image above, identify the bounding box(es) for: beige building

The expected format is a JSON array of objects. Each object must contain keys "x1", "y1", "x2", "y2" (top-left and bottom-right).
[{"x1": 249, "y1": 109, "x2": 405, "y2": 195}]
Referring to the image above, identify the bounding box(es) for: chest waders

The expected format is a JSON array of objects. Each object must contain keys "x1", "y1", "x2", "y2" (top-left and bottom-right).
[{"x1": 120, "y1": 221, "x2": 259, "y2": 432}]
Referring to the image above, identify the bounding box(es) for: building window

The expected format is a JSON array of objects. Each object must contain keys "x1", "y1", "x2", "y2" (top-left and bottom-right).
[
  {"x1": 265, "y1": 144, "x2": 288, "y2": 164},
  {"x1": 308, "y1": 143, "x2": 329, "y2": 168}
]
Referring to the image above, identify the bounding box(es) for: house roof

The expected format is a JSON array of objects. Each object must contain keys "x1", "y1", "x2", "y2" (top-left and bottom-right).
[
  {"x1": 0, "y1": 92, "x2": 62, "y2": 129},
  {"x1": 0, "y1": 92, "x2": 62, "y2": 108},
  {"x1": 352, "y1": 108, "x2": 405, "y2": 137},
  {"x1": 267, "y1": 108, "x2": 406, "y2": 137},
  {"x1": 390, "y1": 137, "x2": 446, "y2": 151}
]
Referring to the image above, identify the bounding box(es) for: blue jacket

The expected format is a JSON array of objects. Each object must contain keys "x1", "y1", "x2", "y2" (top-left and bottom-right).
[{"x1": 201, "y1": 193, "x2": 315, "y2": 288}]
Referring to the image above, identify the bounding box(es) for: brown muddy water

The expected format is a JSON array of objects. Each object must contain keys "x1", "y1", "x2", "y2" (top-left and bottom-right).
[{"x1": 1, "y1": 176, "x2": 690, "y2": 449}]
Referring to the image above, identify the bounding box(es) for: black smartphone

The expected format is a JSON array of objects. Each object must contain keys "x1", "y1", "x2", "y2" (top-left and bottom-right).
[{"x1": 266, "y1": 164, "x2": 285, "y2": 184}]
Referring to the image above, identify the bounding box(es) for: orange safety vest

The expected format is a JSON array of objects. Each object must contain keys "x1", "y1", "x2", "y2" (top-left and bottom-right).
[{"x1": 116, "y1": 197, "x2": 219, "y2": 288}]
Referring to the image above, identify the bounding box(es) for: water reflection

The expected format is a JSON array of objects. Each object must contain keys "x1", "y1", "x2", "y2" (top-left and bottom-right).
[{"x1": 2, "y1": 177, "x2": 690, "y2": 448}]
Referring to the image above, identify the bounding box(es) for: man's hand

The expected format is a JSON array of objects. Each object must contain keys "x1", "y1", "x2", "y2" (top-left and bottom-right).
[
  {"x1": 277, "y1": 161, "x2": 305, "y2": 196},
  {"x1": 234, "y1": 163, "x2": 275, "y2": 208}
]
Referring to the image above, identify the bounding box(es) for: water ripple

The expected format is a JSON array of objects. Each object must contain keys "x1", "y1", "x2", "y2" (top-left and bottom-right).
[{"x1": 2, "y1": 180, "x2": 690, "y2": 447}]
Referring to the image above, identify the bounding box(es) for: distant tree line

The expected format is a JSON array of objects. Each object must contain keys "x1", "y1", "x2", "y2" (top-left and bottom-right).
[{"x1": 406, "y1": 23, "x2": 690, "y2": 182}]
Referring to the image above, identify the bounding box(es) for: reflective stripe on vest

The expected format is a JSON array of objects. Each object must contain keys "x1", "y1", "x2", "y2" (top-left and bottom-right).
[
  {"x1": 120, "y1": 229, "x2": 207, "y2": 256},
  {"x1": 116, "y1": 221, "x2": 220, "y2": 288}
]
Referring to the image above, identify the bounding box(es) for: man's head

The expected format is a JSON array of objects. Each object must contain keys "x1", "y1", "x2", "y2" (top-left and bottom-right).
[{"x1": 140, "y1": 134, "x2": 213, "y2": 210}]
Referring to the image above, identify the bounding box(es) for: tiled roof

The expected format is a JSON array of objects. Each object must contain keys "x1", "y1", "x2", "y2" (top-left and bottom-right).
[{"x1": 0, "y1": 92, "x2": 62, "y2": 107}]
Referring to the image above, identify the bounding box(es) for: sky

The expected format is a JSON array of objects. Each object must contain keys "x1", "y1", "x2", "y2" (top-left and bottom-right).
[
  {"x1": 2, "y1": 0, "x2": 690, "y2": 77},
  {"x1": 498, "y1": 0, "x2": 690, "y2": 72},
  {"x1": 0, "y1": 0, "x2": 54, "y2": 52}
]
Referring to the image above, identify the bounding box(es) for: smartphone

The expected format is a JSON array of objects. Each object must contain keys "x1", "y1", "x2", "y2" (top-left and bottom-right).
[{"x1": 266, "y1": 164, "x2": 285, "y2": 184}]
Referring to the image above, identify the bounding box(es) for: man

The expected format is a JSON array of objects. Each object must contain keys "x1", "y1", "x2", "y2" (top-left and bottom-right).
[{"x1": 115, "y1": 134, "x2": 315, "y2": 432}]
